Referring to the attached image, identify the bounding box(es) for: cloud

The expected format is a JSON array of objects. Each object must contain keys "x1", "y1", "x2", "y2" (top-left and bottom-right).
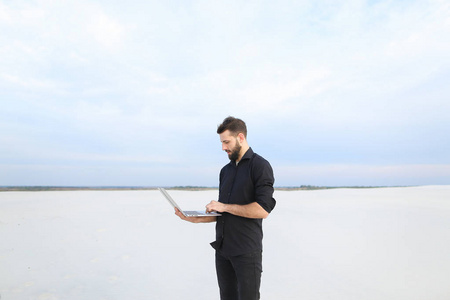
[
  {"x1": 1, "y1": 0, "x2": 449, "y2": 186},
  {"x1": 275, "y1": 164, "x2": 450, "y2": 186},
  {"x1": 87, "y1": 11, "x2": 125, "y2": 49}
]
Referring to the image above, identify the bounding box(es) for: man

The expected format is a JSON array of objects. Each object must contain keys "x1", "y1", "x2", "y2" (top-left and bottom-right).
[{"x1": 175, "y1": 116, "x2": 276, "y2": 300}]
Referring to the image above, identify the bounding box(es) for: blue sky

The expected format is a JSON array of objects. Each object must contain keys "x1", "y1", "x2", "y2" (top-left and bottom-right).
[{"x1": 1, "y1": 0, "x2": 449, "y2": 187}]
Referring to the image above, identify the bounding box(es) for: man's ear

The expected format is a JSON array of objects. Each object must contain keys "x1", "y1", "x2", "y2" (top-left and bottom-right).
[{"x1": 238, "y1": 132, "x2": 245, "y2": 142}]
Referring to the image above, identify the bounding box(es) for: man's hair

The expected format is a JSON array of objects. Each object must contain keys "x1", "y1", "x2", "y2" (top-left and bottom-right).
[{"x1": 217, "y1": 116, "x2": 247, "y2": 137}]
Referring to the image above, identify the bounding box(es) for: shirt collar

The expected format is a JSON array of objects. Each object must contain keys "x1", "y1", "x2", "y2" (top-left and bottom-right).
[
  {"x1": 233, "y1": 147, "x2": 253, "y2": 164},
  {"x1": 240, "y1": 147, "x2": 254, "y2": 161}
]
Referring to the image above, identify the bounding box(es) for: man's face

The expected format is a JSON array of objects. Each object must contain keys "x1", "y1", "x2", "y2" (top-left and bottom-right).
[{"x1": 219, "y1": 130, "x2": 242, "y2": 162}]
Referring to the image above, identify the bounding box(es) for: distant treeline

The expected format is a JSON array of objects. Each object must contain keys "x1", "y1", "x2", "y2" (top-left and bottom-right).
[
  {"x1": 0, "y1": 185, "x2": 397, "y2": 192},
  {"x1": 0, "y1": 186, "x2": 155, "y2": 192}
]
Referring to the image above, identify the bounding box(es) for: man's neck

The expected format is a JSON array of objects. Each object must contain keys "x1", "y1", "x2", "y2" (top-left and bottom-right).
[{"x1": 236, "y1": 145, "x2": 250, "y2": 163}]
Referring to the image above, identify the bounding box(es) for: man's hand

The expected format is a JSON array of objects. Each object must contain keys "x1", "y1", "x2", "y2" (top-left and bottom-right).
[
  {"x1": 174, "y1": 208, "x2": 216, "y2": 223},
  {"x1": 206, "y1": 200, "x2": 226, "y2": 213}
]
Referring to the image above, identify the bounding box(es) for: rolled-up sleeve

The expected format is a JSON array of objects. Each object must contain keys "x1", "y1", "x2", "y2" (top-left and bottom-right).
[{"x1": 252, "y1": 156, "x2": 276, "y2": 213}]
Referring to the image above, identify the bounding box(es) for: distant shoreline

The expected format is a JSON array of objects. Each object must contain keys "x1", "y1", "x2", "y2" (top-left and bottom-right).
[{"x1": 0, "y1": 185, "x2": 412, "y2": 192}]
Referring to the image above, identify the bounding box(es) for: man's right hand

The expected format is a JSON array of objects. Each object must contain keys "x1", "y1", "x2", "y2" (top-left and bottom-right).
[{"x1": 174, "y1": 208, "x2": 217, "y2": 223}]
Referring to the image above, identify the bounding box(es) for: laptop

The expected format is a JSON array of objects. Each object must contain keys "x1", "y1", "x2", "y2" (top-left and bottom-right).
[{"x1": 158, "y1": 188, "x2": 221, "y2": 217}]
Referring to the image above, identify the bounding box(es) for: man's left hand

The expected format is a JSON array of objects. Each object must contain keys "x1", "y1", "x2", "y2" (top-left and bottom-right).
[{"x1": 206, "y1": 200, "x2": 226, "y2": 213}]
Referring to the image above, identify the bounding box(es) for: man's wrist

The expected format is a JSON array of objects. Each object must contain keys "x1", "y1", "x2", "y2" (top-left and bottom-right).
[{"x1": 221, "y1": 203, "x2": 229, "y2": 213}]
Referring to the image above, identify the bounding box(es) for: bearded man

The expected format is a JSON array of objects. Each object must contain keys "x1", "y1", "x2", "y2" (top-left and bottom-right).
[{"x1": 175, "y1": 116, "x2": 276, "y2": 300}]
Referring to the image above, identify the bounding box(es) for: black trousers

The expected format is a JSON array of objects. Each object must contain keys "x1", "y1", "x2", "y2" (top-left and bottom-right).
[{"x1": 215, "y1": 250, "x2": 263, "y2": 300}]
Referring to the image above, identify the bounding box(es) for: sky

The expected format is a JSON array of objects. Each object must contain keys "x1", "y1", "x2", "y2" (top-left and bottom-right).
[{"x1": 1, "y1": 0, "x2": 449, "y2": 187}]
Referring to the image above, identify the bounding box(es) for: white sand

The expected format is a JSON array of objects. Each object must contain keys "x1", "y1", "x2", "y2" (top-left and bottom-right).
[{"x1": 1, "y1": 186, "x2": 449, "y2": 300}]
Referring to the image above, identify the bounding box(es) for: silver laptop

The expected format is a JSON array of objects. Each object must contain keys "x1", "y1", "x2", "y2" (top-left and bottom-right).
[{"x1": 158, "y1": 188, "x2": 221, "y2": 217}]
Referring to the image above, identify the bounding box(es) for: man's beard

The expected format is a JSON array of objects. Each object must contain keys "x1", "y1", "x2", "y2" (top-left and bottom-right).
[{"x1": 228, "y1": 143, "x2": 242, "y2": 162}]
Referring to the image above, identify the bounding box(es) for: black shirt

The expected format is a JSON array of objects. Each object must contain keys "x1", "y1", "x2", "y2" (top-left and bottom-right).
[{"x1": 211, "y1": 147, "x2": 276, "y2": 256}]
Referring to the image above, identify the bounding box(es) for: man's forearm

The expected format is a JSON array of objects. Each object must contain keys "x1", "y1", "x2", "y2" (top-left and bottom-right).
[
  {"x1": 207, "y1": 201, "x2": 269, "y2": 219},
  {"x1": 225, "y1": 202, "x2": 269, "y2": 219},
  {"x1": 193, "y1": 216, "x2": 217, "y2": 223}
]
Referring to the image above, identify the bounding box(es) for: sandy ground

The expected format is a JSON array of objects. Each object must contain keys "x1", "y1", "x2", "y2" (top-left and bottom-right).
[{"x1": 1, "y1": 186, "x2": 449, "y2": 300}]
